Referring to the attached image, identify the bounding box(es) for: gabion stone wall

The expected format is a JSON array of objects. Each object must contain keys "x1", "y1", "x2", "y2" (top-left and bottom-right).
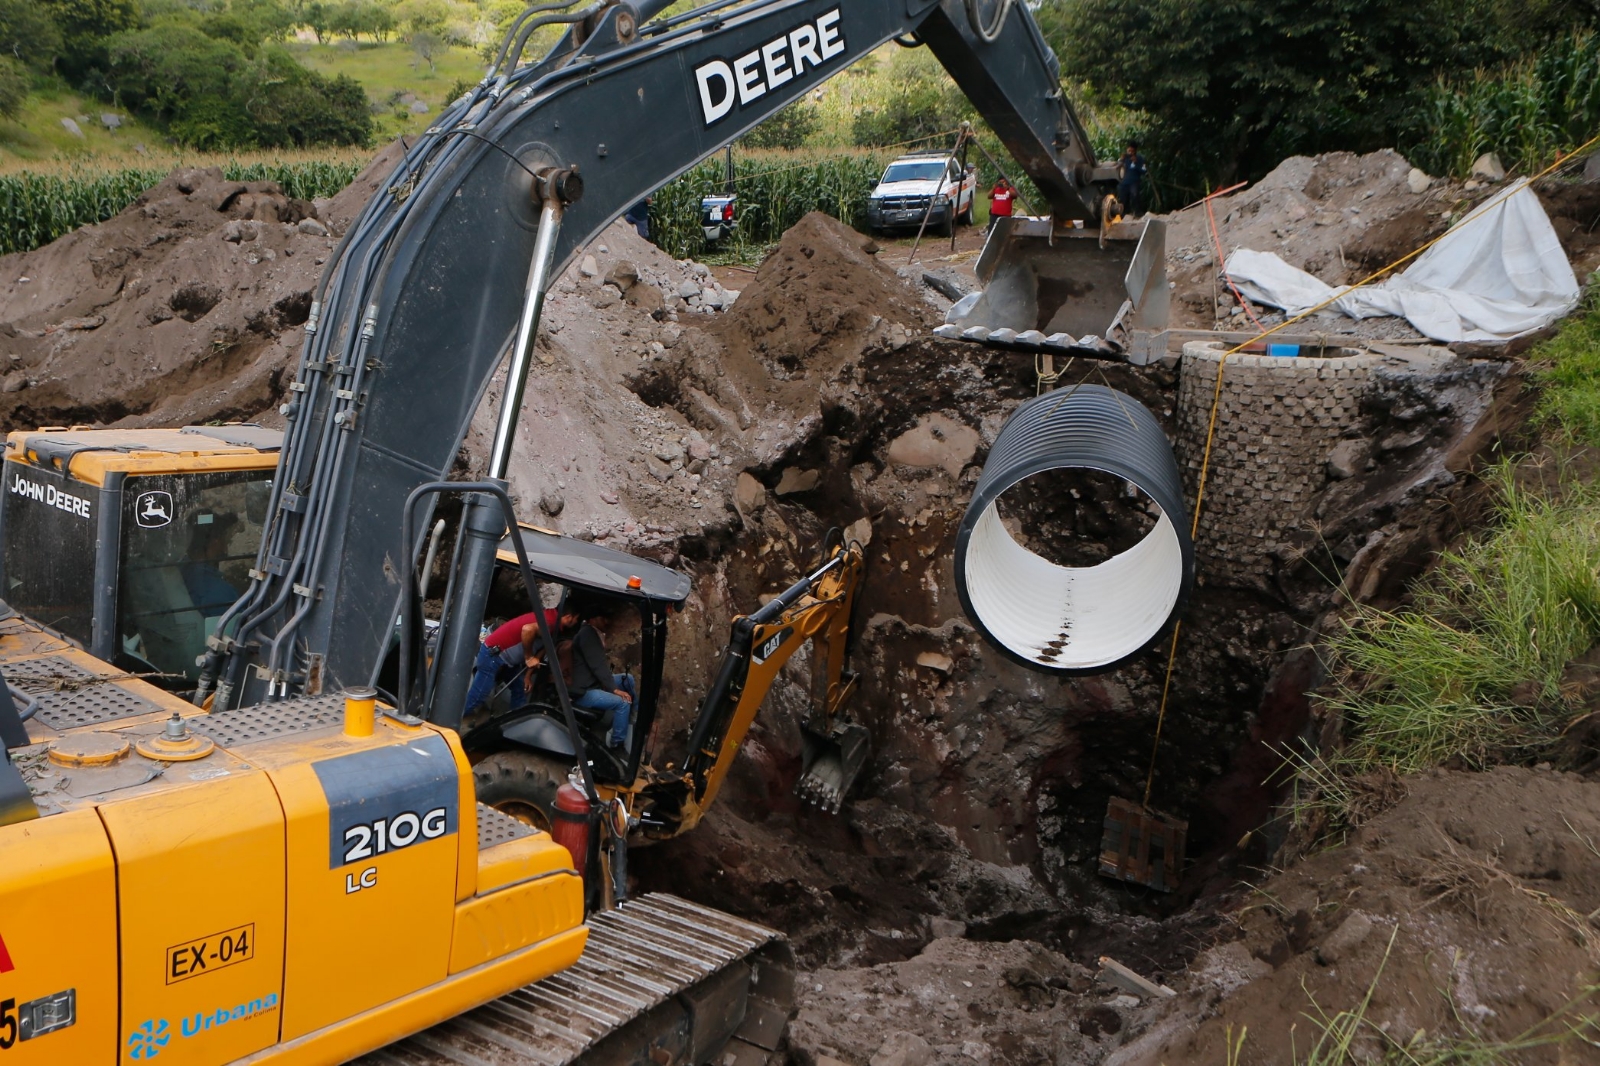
[{"x1": 1174, "y1": 341, "x2": 1381, "y2": 580}]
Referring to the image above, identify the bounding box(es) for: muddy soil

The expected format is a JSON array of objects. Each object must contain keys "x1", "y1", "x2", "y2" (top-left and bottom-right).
[
  {"x1": 1118, "y1": 767, "x2": 1600, "y2": 1066},
  {"x1": 2, "y1": 144, "x2": 1591, "y2": 1065},
  {"x1": 0, "y1": 142, "x2": 407, "y2": 431}
]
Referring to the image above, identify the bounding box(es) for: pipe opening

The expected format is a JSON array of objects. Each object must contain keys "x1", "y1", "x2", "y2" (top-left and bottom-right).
[
  {"x1": 988, "y1": 468, "x2": 1159, "y2": 567},
  {"x1": 965, "y1": 485, "x2": 1183, "y2": 670},
  {"x1": 955, "y1": 385, "x2": 1192, "y2": 675}
]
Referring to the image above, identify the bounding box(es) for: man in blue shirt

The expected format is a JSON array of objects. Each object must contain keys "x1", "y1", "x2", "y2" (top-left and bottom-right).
[
  {"x1": 1117, "y1": 141, "x2": 1148, "y2": 218},
  {"x1": 624, "y1": 197, "x2": 652, "y2": 241}
]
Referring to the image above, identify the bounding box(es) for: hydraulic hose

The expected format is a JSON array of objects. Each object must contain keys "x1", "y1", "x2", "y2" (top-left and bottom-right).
[
  {"x1": 505, "y1": 1, "x2": 607, "y2": 73},
  {"x1": 965, "y1": 0, "x2": 1012, "y2": 43},
  {"x1": 954, "y1": 386, "x2": 1192, "y2": 674},
  {"x1": 488, "y1": 0, "x2": 586, "y2": 78}
]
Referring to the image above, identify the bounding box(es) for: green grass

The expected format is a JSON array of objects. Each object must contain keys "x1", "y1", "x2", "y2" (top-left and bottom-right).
[
  {"x1": 1533, "y1": 281, "x2": 1600, "y2": 445},
  {"x1": 1314, "y1": 292, "x2": 1600, "y2": 779},
  {"x1": 0, "y1": 80, "x2": 168, "y2": 165},
  {"x1": 286, "y1": 40, "x2": 484, "y2": 142},
  {"x1": 1323, "y1": 466, "x2": 1600, "y2": 773}
]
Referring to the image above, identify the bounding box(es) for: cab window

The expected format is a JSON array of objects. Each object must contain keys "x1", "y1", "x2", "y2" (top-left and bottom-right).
[{"x1": 118, "y1": 471, "x2": 272, "y2": 687}]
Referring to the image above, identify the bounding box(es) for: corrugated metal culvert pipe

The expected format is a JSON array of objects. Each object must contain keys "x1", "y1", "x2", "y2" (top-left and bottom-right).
[{"x1": 955, "y1": 386, "x2": 1194, "y2": 673}]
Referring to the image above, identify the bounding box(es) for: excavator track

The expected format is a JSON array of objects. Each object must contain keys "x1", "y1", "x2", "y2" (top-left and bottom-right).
[{"x1": 357, "y1": 894, "x2": 794, "y2": 1066}]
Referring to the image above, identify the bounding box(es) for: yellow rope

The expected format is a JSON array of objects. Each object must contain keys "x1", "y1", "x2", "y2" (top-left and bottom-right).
[{"x1": 1138, "y1": 134, "x2": 1600, "y2": 810}]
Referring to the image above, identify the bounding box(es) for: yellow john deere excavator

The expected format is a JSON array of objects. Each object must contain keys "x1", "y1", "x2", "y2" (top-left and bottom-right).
[{"x1": 0, "y1": 0, "x2": 1162, "y2": 1062}]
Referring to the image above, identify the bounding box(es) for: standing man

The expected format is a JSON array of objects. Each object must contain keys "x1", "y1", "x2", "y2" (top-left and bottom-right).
[
  {"x1": 1117, "y1": 141, "x2": 1148, "y2": 218},
  {"x1": 570, "y1": 607, "x2": 637, "y2": 749},
  {"x1": 987, "y1": 176, "x2": 1014, "y2": 231},
  {"x1": 624, "y1": 196, "x2": 653, "y2": 241},
  {"x1": 464, "y1": 601, "x2": 580, "y2": 716}
]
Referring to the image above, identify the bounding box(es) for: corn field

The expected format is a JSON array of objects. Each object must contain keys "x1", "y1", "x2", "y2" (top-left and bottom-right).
[
  {"x1": 1408, "y1": 31, "x2": 1600, "y2": 179},
  {"x1": 0, "y1": 159, "x2": 364, "y2": 256},
  {"x1": 650, "y1": 150, "x2": 892, "y2": 260}
]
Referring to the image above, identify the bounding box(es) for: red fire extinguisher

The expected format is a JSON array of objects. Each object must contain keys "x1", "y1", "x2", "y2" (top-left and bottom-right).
[{"x1": 551, "y1": 777, "x2": 591, "y2": 879}]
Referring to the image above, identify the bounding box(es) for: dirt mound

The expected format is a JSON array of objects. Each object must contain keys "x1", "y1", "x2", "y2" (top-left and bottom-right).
[
  {"x1": 1539, "y1": 181, "x2": 1600, "y2": 277},
  {"x1": 1162, "y1": 150, "x2": 1465, "y2": 335},
  {"x1": 460, "y1": 215, "x2": 751, "y2": 547},
  {"x1": 0, "y1": 144, "x2": 403, "y2": 431},
  {"x1": 1118, "y1": 766, "x2": 1600, "y2": 1065},
  {"x1": 712, "y1": 211, "x2": 933, "y2": 375}
]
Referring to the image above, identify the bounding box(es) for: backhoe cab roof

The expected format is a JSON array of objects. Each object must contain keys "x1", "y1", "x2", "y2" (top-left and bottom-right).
[
  {"x1": 4, "y1": 424, "x2": 282, "y2": 483},
  {"x1": 496, "y1": 524, "x2": 691, "y2": 607}
]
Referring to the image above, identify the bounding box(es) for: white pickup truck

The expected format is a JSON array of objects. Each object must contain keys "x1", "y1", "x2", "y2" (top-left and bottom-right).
[{"x1": 865, "y1": 151, "x2": 977, "y2": 236}]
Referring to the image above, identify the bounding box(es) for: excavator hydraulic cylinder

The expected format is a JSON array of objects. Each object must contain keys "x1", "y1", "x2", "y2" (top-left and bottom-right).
[{"x1": 430, "y1": 488, "x2": 509, "y2": 728}]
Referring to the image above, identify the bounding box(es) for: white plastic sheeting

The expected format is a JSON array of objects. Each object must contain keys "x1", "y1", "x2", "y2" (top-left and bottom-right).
[
  {"x1": 963, "y1": 497, "x2": 1186, "y2": 670},
  {"x1": 1223, "y1": 179, "x2": 1579, "y2": 343}
]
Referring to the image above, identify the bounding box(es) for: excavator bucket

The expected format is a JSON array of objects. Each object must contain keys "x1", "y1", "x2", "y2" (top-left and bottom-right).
[
  {"x1": 796, "y1": 720, "x2": 870, "y2": 814},
  {"x1": 936, "y1": 216, "x2": 1169, "y2": 362}
]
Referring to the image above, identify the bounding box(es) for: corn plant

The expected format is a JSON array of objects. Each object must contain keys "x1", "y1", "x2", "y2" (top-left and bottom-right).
[
  {"x1": 649, "y1": 149, "x2": 892, "y2": 261},
  {"x1": 0, "y1": 159, "x2": 364, "y2": 256},
  {"x1": 1408, "y1": 32, "x2": 1600, "y2": 178}
]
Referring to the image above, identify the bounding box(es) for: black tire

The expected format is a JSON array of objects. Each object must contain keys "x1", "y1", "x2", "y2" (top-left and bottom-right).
[
  {"x1": 473, "y1": 750, "x2": 571, "y2": 832},
  {"x1": 936, "y1": 213, "x2": 954, "y2": 238},
  {"x1": 958, "y1": 201, "x2": 974, "y2": 226}
]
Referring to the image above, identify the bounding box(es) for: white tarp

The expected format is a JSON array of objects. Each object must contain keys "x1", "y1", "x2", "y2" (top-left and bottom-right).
[{"x1": 1223, "y1": 179, "x2": 1580, "y2": 342}]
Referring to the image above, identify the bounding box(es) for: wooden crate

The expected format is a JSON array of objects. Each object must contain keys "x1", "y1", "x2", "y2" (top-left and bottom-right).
[{"x1": 1098, "y1": 796, "x2": 1186, "y2": 892}]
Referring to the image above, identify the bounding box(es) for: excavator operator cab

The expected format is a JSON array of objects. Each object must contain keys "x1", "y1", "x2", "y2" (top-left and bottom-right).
[
  {"x1": 461, "y1": 523, "x2": 691, "y2": 785},
  {"x1": 0, "y1": 426, "x2": 279, "y2": 692}
]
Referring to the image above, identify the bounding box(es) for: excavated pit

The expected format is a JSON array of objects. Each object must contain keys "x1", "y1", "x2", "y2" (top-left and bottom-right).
[{"x1": 1, "y1": 144, "x2": 1589, "y2": 1063}]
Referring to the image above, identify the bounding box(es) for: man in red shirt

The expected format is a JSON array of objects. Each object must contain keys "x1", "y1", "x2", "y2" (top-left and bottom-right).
[
  {"x1": 987, "y1": 177, "x2": 1014, "y2": 231},
  {"x1": 463, "y1": 602, "x2": 581, "y2": 716}
]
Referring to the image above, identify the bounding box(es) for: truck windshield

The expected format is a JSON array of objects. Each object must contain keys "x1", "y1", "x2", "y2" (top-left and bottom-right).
[
  {"x1": 880, "y1": 161, "x2": 949, "y2": 184},
  {"x1": 118, "y1": 470, "x2": 272, "y2": 687}
]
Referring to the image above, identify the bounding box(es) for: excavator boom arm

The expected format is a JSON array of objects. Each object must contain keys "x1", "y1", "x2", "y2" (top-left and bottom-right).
[{"x1": 214, "y1": 0, "x2": 1101, "y2": 707}]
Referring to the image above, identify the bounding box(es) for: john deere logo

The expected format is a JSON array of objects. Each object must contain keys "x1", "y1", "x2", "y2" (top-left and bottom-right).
[
  {"x1": 135, "y1": 491, "x2": 173, "y2": 529},
  {"x1": 127, "y1": 1018, "x2": 170, "y2": 1059}
]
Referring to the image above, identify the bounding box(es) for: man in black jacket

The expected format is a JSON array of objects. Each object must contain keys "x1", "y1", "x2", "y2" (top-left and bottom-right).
[{"x1": 571, "y1": 608, "x2": 637, "y2": 748}]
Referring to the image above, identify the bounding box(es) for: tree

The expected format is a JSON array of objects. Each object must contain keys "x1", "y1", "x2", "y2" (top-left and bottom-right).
[
  {"x1": 851, "y1": 48, "x2": 972, "y2": 148},
  {"x1": 367, "y1": 4, "x2": 394, "y2": 41},
  {"x1": 0, "y1": 56, "x2": 26, "y2": 118},
  {"x1": 39, "y1": 0, "x2": 142, "y2": 79},
  {"x1": 236, "y1": 50, "x2": 371, "y2": 146},
  {"x1": 1046, "y1": 0, "x2": 1504, "y2": 187},
  {"x1": 327, "y1": 0, "x2": 363, "y2": 39},
  {"x1": 107, "y1": 24, "x2": 247, "y2": 134},
  {"x1": 304, "y1": 0, "x2": 331, "y2": 42},
  {"x1": 411, "y1": 28, "x2": 440, "y2": 71},
  {"x1": 106, "y1": 24, "x2": 373, "y2": 148},
  {"x1": 397, "y1": 0, "x2": 448, "y2": 41},
  {"x1": 0, "y1": 0, "x2": 63, "y2": 70},
  {"x1": 235, "y1": 0, "x2": 297, "y2": 42},
  {"x1": 741, "y1": 99, "x2": 819, "y2": 149}
]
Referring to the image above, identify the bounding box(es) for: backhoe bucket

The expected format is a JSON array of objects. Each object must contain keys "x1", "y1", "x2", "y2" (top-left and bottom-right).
[
  {"x1": 796, "y1": 720, "x2": 870, "y2": 814},
  {"x1": 935, "y1": 216, "x2": 1169, "y2": 363}
]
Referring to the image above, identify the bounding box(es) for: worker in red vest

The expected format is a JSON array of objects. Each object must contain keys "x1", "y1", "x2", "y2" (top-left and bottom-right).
[{"x1": 987, "y1": 177, "x2": 1014, "y2": 231}]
